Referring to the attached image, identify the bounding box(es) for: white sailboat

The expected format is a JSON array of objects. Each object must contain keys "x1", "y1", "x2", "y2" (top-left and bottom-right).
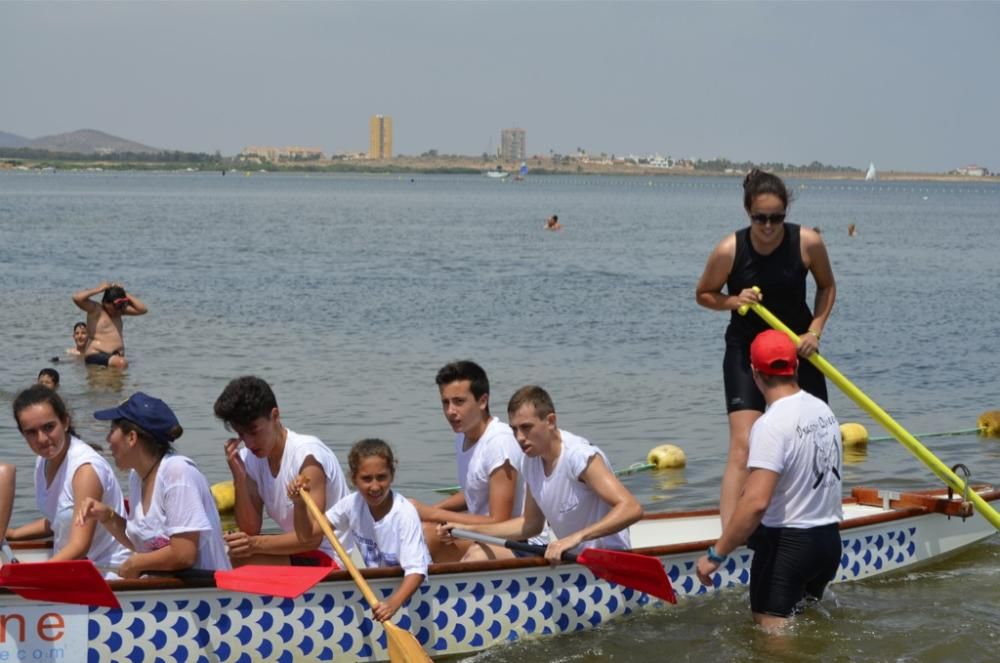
[{"x1": 865, "y1": 162, "x2": 877, "y2": 181}]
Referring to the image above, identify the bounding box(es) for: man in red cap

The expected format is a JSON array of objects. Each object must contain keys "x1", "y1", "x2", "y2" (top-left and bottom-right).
[{"x1": 696, "y1": 329, "x2": 843, "y2": 630}]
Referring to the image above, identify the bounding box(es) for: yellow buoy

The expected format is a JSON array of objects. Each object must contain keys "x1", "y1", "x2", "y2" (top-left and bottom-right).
[
  {"x1": 979, "y1": 411, "x2": 1000, "y2": 436},
  {"x1": 647, "y1": 444, "x2": 686, "y2": 469},
  {"x1": 211, "y1": 480, "x2": 236, "y2": 513},
  {"x1": 840, "y1": 422, "x2": 869, "y2": 447}
]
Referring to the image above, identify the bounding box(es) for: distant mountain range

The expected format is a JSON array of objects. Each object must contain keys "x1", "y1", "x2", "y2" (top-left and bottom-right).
[{"x1": 0, "y1": 129, "x2": 162, "y2": 154}]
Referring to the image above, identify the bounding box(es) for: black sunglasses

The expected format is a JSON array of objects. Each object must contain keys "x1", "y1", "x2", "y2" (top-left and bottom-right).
[{"x1": 750, "y1": 213, "x2": 786, "y2": 225}]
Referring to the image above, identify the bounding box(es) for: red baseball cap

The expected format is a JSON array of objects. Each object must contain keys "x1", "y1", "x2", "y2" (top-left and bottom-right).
[{"x1": 750, "y1": 330, "x2": 798, "y2": 376}]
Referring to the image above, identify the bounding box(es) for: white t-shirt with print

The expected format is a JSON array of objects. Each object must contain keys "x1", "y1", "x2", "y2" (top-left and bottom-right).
[
  {"x1": 35, "y1": 436, "x2": 130, "y2": 568},
  {"x1": 522, "y1": 430, "x2": 630, "y2": 553},
  {"x1": 748, "y1": 390, "x2": 844, "y2": 529},
  {"x1": 126, "y1": 454, "x2": 232, "y2": 571},
  {"x1": 240, "y1": 428, "x2": 351, "y2": 558},
  {"x1": 326, "y1": 491, "x2": 429, "y2": 577}
]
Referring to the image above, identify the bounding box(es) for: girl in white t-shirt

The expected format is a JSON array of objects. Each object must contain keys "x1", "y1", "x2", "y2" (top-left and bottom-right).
[
  {"x1": 76, "y1": 392, "x2": 231, "y2": 576},
  {"x1": 9, "y1": 385, "x2": 130, "y2": 569},
  {"x1": 288, "y1": 439, "x2": 429, "y2": 623}
]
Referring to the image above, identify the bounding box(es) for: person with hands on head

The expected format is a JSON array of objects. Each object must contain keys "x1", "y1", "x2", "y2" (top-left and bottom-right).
[
  {"x1": 8, "y1": 385, "x2": 130, "y2": 573},
  {"x1": 410, "y1": 360, "x2": 537, "y2": 562},
  {"x1": 695, "y1": 330, "x2": 843, "y2": 631},
  {"x1": 214, "y1": 376, "x2": 351, "y2": 567},
  {"x1": 288, "y1": 439, "x2": 429, "y2": 623},
  {"x1": 439, "y1": 385, "x2": 642, "y2": 564},
  {"x1": 695, "y1": 168, "x2": 836, "y2": 527},
  {"x1": 75, "y1": 392, "x2": 230, "y2": 578},
  {"x1": 72, "y1": 281, "x2": 148, "y2": 369}
]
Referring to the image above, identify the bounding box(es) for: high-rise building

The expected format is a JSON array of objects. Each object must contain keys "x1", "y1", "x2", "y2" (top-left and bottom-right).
[
  {"x1": 369, "y1": 115, "x2": 393, "y2": 160},
  {"x1": 501, "y1": 128, "x2": 526, "y2": 162}
]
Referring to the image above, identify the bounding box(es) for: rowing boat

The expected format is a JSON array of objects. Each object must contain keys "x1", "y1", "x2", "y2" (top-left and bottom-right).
[{"x1": 2, "y1": 485, "x2": 996, "y2": 661}]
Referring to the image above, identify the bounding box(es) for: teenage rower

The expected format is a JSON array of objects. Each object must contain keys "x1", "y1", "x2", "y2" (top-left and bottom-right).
[
  {"x1": 289, "y1": 438, "x2": 429, "y2": 623},
  {"x1": 9, "y1": 385, "x2": 130, "y2": 571},
  {"x1": 77, "y1": 392, "x2": 231, "y2": 575},
  {"x1": 214, "y1": 375, "x2": 351, "y2": 567},
  {"x1": 440, "y1": 385, "x2": 642, "y2": 562},
  {"x1": 410, "y1": 360, "x2": 535, "y2": 562}
]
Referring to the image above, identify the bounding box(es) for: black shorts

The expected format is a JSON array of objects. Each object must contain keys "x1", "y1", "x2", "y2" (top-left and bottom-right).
[
  {"x1": 723, "y1": 341, "x2": 828, "y2": 413},
  {"x1": 748, "y1": 523, "x2": 842, "y2": 617},
  {"x1": 85, "y1": 350, "x2": 122, "y2": 366}
]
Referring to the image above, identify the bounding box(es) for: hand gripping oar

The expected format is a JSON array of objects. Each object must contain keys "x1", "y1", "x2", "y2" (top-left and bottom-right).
[
  {"x1": 451, "y1": 529, "x2": 676, "y2": 604},
  {"x1": 0, "y1": 558, "x2": 121, "y2": 609},
  {"x1": 299, "y1": 490, "x2": 432, "y2": 663},
  {"x1": 738, "y1": 290, "x2": 1000, "y2": 531}
]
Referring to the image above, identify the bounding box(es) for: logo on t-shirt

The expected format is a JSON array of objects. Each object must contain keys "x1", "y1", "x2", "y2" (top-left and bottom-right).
[{"x1": 797, "y1": 415, "x2": 841, "y2": 489}]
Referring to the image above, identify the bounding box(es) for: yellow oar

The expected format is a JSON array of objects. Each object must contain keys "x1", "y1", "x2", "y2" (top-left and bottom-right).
[
  {"x1": 299, "y1": 491, "x2": 432, "y2": 663},
  {"x1": 738, "y1": 289, "x2": 1000, "y2": 531}
]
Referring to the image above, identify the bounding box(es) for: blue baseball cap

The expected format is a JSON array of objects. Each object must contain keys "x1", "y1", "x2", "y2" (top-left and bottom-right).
[{"x1": 94, "y1": 392, "x2": 180, "y2": 444}]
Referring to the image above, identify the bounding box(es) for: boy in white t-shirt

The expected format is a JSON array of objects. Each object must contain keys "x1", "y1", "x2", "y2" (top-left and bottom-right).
[
  {"x1": 214, "y1": 376, "x2": 350, "y2": 567},
  {"x1": 410, "y1": 361, "x2": 529, "y2": 562},
  {"x1": 696, "y1": 330, "x2": 843, "y2": 631},
  {"x1": 440, "y1": 385, "x2": 643, "y2": 563}
]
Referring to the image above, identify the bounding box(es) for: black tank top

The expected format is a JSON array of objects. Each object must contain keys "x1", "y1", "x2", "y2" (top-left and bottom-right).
[{"x1": 725, "y1": 223, "x2": 813, "y2": 344}]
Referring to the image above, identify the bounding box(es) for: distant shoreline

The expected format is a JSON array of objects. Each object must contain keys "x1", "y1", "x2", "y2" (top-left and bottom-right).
[{"x1": 1, "y1": 155, "x2": 996, "y2": 184}]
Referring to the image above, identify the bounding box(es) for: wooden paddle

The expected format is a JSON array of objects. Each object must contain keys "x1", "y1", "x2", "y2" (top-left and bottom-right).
[
  {"x1": 298, "y1": 490, "x2": 432, "y2": 663},
  {"x1": 739, "y1": 289, "x2": 1000, "y2": 531},
  {"x1": 451, "y1": 529, "x2": 676, "y2": 604},
  {"x1": 0, "y1": 559, "x2": 121, "y2": 609}
]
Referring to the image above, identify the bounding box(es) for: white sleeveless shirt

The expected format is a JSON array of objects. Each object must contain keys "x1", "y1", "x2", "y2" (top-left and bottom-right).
[
  {"x1": 34, "y1": 436, "x2": 130, "y2": 567},
  {"x1": 522, "y1": 430, "x2": 630, "y2": 553}
]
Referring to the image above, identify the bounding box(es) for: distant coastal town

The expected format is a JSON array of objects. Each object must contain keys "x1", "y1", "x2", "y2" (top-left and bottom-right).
[{"x1": 0, "y1": 118, "x2": 993, "y2": 181}]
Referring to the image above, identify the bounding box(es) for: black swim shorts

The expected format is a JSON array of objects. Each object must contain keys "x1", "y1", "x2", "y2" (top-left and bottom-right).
[
  {"x1": 747, "y1": 523, "x2": 842, "y2": 618},
  {"x1": 84, "y1": 350, "x2": 122, "y2": 367},
  {"x1": 723, "y1": 340, "x2": 828, "y2": 413}
]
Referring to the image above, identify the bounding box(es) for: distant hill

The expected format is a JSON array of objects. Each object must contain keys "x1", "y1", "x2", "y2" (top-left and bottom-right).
[
  {"x1": 0, "y1": 131, "x2": 30, "y2": 148},
  {"x1": 26, "y1": 129, "x2": 162, "y2": 154}
]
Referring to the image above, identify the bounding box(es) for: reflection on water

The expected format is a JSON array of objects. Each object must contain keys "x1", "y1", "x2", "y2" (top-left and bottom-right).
[
  {"x1": 648, "y1": 468, "x2": 689, "y2": 502},
  {"x1": 843, "y1": 445, "x2": 869, "y2": 466},
  {"x1": 85, "y1": 365, "x2": 127, "y2": 394}
]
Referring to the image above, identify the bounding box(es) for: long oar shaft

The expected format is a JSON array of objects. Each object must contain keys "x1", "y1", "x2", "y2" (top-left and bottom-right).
[{"x1": 744, "y1": 301, "x2": 1000, "y2": 531}]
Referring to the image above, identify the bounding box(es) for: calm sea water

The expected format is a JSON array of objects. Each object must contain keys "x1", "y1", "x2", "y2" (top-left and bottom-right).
[{"x1": 2, "y1": 171, "x2": 999, "y2": 660}]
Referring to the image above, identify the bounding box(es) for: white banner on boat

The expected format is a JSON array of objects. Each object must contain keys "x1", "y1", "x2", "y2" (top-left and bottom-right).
[{"x1": 0, "y1": 605, "x2": 87, "y2": 661}]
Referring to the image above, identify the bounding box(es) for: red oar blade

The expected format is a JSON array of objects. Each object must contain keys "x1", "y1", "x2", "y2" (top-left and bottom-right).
[
  {"x1": 0, "y1": 560, "x2": 120, "y2": 609},
  {"x1": 214, "y1": 565, "x2": 331, "y2": 599},
  {"x1": 576, "y1": 548, "x2": 676, "y2": 604}
]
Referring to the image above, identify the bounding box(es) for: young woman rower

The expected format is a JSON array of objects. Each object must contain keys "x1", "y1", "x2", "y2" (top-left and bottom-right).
[
  {"x1": 288, "y1": 439, "x2": 429, "y2": 623},
  {"x1": 9, "y1": 385, "x2": 130, "y2": 570},
  {"x1": 76, "y1": 392, "x2": 231, "y2": 576},
  {"x1": 695, "y1": 169, "x2": 836, "y2": 527}
]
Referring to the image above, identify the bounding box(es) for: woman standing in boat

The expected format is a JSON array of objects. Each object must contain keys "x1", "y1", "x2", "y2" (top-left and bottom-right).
[
  {"x1": 76, "y1": 392, "x2": 231, "y2": 576},
  {"x1": 288, "y1": 439, "x2": 429, "y2": 623},
  {"x1": 8, "y1": 385, "x2": 130, "y2": 570},
  {"x1": 695, "y1": 169, "x2": 836, "y2": 526}
]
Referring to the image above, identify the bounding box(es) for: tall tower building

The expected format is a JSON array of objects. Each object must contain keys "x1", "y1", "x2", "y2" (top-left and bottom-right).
[
  {"x1": 500, "y1": 128, "x2": 526, "y2": 162},
  {"x1": 369, "y1": 115, "x2": 393, "y2": 160}
]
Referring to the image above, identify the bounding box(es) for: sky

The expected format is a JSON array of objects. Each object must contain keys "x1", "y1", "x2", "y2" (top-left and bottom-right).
[{"x1": 1, "y1": 1, "x2": 998, "y2": 172}]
